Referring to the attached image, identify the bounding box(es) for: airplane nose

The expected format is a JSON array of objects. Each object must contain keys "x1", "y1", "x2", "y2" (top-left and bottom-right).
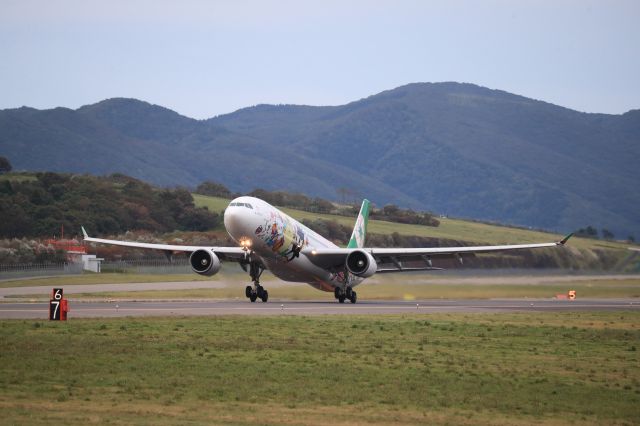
[
  {"x1": 223, "y1": 207, "x2": 240, "y2": 236},
  {"x1": 224, "y1": 205, "x2": 256, "y2": 241},
  {"x1": 224, "y1": 200, "x2": 262, "y2": 243}
]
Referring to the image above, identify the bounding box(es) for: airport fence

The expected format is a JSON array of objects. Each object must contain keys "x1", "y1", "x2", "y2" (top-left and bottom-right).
[
  {"x1": 0, "y1": 258, "x2": 192, "y2": 280},
  {"x1": 0, "y1": 262, "x2": 83, "y2": 280}
]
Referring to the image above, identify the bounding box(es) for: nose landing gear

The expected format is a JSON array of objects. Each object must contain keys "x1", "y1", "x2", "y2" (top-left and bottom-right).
[{"x1": 245, "y1": 260, "x2": 268, "y2": 302}]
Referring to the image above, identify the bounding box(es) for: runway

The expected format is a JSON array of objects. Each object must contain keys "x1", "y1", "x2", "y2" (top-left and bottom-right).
[{"x1": 0, "y1": 298, "x2": 638, "y2": 319}]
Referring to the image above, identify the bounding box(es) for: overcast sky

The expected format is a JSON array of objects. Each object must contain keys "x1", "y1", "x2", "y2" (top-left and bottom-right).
[{"x1": 0, "y1": 0, "x2": 638, "y2": 119}]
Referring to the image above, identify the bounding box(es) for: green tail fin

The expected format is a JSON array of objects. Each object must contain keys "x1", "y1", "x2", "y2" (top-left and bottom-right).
[{"x1": 347, "y1": 199, "x2": 370, "y2": 248}]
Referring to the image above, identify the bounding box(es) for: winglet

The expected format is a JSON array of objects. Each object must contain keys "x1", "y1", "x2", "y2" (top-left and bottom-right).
[
  {"x1": 558, "y1": 233, "x2": 573, "y2": 245},
  {"x1": 81, "y1": 226, "x2": 89, "y2": 239}
]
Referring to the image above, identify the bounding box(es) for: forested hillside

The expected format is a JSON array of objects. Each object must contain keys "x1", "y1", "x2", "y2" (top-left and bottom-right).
[
  {"x1": 0, "y1": 173, "x2": 219, "y2": 238},
  {"x1": 1, "y1": 82, "x2": 638, "y2": 237}
]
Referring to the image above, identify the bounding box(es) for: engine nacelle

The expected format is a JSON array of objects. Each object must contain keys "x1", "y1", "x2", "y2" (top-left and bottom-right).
[
  {"x1": 345, "y1": 250, "x2": 377, "y2": 278},
  {"x1": 189, "y1": 249, "x2": 221, "y2": 276}
]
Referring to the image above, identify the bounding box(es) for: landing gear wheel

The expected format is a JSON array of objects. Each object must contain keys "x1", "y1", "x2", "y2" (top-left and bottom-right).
[
  {"x1": 338, "y1": 295, "x2": 346, "y2": 304},
  {"x1": 334, "y1": 287, "x2": 341, "y2": 300},
  {"x1": 245, "y1": 261, "x2": 268, "y2": 303},
  {"x1": 345, "y1": 287, "x2": 353, "y2": 299},
  {"x1": 349, "y1": 291, "x2": 357, "y2": 304}
]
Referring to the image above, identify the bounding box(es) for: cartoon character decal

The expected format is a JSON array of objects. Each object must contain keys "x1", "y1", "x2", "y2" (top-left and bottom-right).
[{"x1": 254, "y1": 211, "x2": 306, "y2": 262}]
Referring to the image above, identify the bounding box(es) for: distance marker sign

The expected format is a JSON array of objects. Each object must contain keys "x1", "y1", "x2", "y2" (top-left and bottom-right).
[{"x1": 49, "y1": 288, "x2": 68, "y2": 320}]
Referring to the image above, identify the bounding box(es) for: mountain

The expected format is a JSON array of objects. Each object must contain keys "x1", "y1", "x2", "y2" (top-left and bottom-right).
[{"x1": 1, "y1": 82, "x2": 638, "y2": 237}]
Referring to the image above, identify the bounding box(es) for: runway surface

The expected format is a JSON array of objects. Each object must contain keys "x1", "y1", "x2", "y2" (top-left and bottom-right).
[{"x1": 1, "y1": 298, "x2": 638, "y2": 319}]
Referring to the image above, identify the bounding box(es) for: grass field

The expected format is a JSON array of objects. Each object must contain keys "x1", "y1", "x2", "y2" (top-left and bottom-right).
[
  {"x1": 0, "y1": 172, "x2": 38, "y2": 183},
  {"x1": 1, "y1": 312, "x2": 638, "y2": 425},
  {"x1": 0, "y1": 273, "x2": 219, "y2": 289},
  {"x1": 193, "y1": 194, "x2": 634, "y2": 252}
]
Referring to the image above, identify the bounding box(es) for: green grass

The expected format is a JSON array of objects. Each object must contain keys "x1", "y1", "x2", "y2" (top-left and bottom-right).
[
  {"x1": 0, "y1": 273, "x2": 216, "y2": 289},
  {"x1": 1, "y1": 313, "x2": 638, "y2": 424},
  {"x1": 0, "y1": 171, "x2": 38, "y2": 183},
  {"x1": 192, "y1": 193, "x2": 231, "y2": 214},
  {"x1": 193, "y1": 194, "x2": 633, "y2": 251}
]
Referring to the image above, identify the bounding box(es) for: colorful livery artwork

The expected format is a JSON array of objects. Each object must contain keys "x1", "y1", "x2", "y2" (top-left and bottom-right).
[{"x1": 255, "y1": 211, "x2": 307, "y2": 261}]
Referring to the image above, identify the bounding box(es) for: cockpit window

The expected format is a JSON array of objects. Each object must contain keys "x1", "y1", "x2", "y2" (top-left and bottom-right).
[{"x1": 228, "y1": 202, "x2": 253, "y2": 209}]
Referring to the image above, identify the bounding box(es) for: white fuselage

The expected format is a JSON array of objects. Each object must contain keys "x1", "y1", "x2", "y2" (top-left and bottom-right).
[{"x1": 223, "y1": 196, "x2": 361, "y2": 291}]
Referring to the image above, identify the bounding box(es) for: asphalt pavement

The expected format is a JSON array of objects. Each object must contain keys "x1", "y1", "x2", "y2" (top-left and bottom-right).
[{"x1": 1, "y1": 298, "x2": 638, "y2": 319}]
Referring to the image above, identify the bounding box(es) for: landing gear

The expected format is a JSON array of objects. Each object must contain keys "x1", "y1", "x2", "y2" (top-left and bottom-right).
[
  {"x1": 249, "y1": 285, "x2": 268, "y2": 302},
  {"x1": 245, "y1": 260, "x2": 268, "y2": 303},
  {"x1": 334, "y1": 286, "x2": 357, "y2": 304},
  {"x1": 248, "y1": 284, "x2": 268, "y2": 303}
]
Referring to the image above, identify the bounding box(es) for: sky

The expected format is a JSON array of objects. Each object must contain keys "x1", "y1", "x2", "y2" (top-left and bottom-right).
[{"x1": 0, "y1": 0, "x2": 638, "y2": 119}]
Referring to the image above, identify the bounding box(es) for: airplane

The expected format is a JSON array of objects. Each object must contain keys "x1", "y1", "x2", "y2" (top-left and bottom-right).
[{"x1": 82, "y1": 196, "x2": 573, "y2": 303}]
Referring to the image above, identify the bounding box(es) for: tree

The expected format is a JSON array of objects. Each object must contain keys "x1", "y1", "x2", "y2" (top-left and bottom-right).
[
  {"x1": 336, "y1": 187, "x2": 359, "y2": 205},
  {"x1": 177, "y1": 207, "x2": 219, "y2": 231},
  {"x1": 601, "y1": 229, "x2": 615, "y2": 240},
  {"x1": 195, "y1": 181, "x2": 232, "y2": 198},
  {"x1": 576, "y1": 226, "x2": 598, "y2": 239},
  {"x1": 310, "y1": 197, "x2": 334, "y2": 213},
  {"x1": 336, "y1": 187, "x2": 349, "y2": 204},
  {"x1": 382, "y1": 204, "x2": 400, "y2": 216},
  {"x1": 0, "y1": 156, "x2": 12, "y2": 173}
]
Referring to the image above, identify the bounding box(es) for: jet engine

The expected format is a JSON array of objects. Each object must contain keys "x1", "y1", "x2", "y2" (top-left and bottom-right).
[
  {"x1": 189, "y1": 249, "x2": 221, "y2": 276},
  {"x1": 345, "y1": 250, "x2": 377, "y2": 278}
]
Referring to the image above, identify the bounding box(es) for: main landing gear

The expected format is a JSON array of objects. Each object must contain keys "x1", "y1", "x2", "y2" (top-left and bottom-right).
[
  {"x1": 244, "y1": 261, "x2": 268, "y2": 303},
  {"x1": 334, "y1": 286, "x2": 357, "y2": 304}
]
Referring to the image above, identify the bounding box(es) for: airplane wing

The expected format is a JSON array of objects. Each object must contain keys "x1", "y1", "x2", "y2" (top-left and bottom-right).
[
  {"x1": 303, "y1": 234, "x2": 573, "y2": 273},
  {"x1": 81, "y1": 227, "x2": 246, "y2": 262}
]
